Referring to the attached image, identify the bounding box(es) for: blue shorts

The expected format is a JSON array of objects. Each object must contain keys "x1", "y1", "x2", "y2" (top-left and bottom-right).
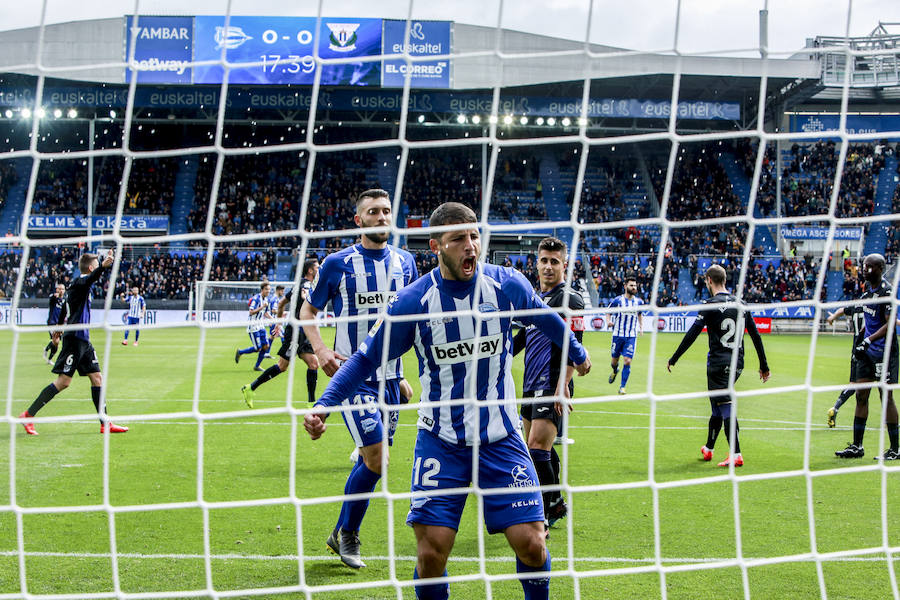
[
  {"x1": 406, "y1": 430, "x2": 544, "y2": 534},
  {"x1": 126, "y1": 316, "x2": 140, "y2": 326},
  {"x1": 340, "y1": 378, "x2": 401, "y2": 448},
  {"x1": 249, "y1": 329, "x2": 268, "y2": 351},
  {"x1": 611, "y1": 335, "x2": 636, "y2": 360}
]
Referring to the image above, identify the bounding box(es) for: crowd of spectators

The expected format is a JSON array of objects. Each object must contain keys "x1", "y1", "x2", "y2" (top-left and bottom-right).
[
  {"x1": 32, "y1": 160, "x2": 87, "y2": 214},
  {"x1": 779, "y1": 142, "x2": 882, "y2": 219},
  {"x1": 0, "y1": 161, "x2": 19, "y2": 212},
  {"x1": 684, "y1": 254, "x2": 826, "y2": 304},
  {"x1": 886, "y1": 184, "x2": 900, "y2": 260},
  {"x1": 94, "y1": 157, "x2": 178, "y2": 214},
  {"x1": 588, "y1": 253, "x2": 682, "y2": 307},
  {"x1": 0, "y1": 246, "x2": 80, "y2": 299}
]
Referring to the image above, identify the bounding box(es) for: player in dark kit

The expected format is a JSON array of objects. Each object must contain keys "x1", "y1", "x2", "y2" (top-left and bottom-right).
[
  {"x1": 825, "y1": 301, "x2": 866, "y2": 428},
  {"x1": 834, "y1": 254, "x2": 900, "y2": 461},
  {"x1": 241, "y1": 258, "x2": 320, "y2": 408},
  {"x1": 667, "y1": 264, "x2": 770, "y2": 467},
  {"x1": 512, "y1": 237, "x2": 584, "y2": 532},
  {"x1": 19, "y1": 251, "x2": 129, "y2": 435},
  {"x1": 42, "y1": 283, "x2": 66, "y2": 364}
]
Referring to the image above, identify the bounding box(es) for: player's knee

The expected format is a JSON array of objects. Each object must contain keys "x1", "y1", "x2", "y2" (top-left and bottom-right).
[
  {"x1": 54, "y1": 378, "x2": 70, "y2": 390},
  {"x1": 417, "y1": 543, "x2": 450, "y2": 573},
  {"x1": 360, "y1": 446, "x2": 385, "y2": 474},
  {"x1": 304, "y1": 354, "x2": 319, "y2": 370},
  {"x1": 515, "y1": 533, "x2": 547, "y2": 567}
]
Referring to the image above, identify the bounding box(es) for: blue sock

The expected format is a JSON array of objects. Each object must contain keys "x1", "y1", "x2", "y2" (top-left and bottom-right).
[
  {"x1": 621, "y1": 365, "x2": 631, "y2": 387},
  {"x1": 123, "y1": 331, "x2": 129, "y2": 340},
  {"x1": 254, "y1": 349, "x2": 266, "y2": 368},
  {"x1": 414, "y1": 567, "x2": 449, "y2": 600},
  {"x1": 134, "y1": 329, "x2": 140, "y2": 342},
  {"x1": 516, "y1": 551, "x2": 551, "y2": 600},
  {"x1": 238, "y1": 346, "x2": 256, "y2": 356},
  {"x1": 340, "y1": 457, "x2": 381, "y2": 532}
]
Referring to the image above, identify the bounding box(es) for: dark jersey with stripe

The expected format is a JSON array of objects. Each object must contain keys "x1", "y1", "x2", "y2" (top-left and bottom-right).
[
  {"x1": 860, "y1": 279, "x2": 898, "y2": 359},
  {"x1": 59, "y1": 265, "x2": 107, "y2": 341},
  {"x1": 843, "y1": 305, "x2": 866, "y2": 347},
  {"x1": 669, "y1": 292, "x2": 769, "y2": 372},
  {"x1": 282, "y1": 280, "x2": 313, "y2": 320},
  {"x1": 47, "y1": 294, "x2": 65, "y2": 326},
  {"x1": 514, "y1": 283, "x2": 585, "y2": 393}
]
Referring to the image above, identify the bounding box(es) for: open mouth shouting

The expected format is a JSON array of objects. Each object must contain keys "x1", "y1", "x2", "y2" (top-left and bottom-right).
[{"x1": 461, "y1": 255, "x2": 477, "y2": 278}]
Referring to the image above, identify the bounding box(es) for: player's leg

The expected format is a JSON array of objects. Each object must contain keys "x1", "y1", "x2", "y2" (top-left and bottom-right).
[
  {"x1": 21, "y1": 372, "x2": 73, "y2": 435},
  {"x1": 829, "y1": 358, "x2": 858, "y2": 427},
  {"x1": 609, "y1": 337, "x2": 621, "y2": 384},
  {"x1": 876, "y1": 353, "x2": 899, "y2": 460},
  {"x1": 133, "y1": 319, "x2": 140, "y2": 344},
  {"x1": 329, "y1": 380, "x2": 401, "y2": 568},
  {"x1": 715, "y1": 400, "x2": 742, "y2": 467},
  {"x1": 480, "y1": 434, "x2": 551, "y2": 599},
  {"x1": 412, "y1": 524, "x2": 455, "y2": 600},
  {"x1": 407, "y1": 429, "x2": 470, "y2": 598},
  {"x1": 526, "y1": 397, "x2": 565, "y2": 526},
  {"x1": 300, "y1": 351, "x2": 319, "y2": 404},
  {"x1": 520, "y1": 399, "x2": 533, "y2": 442},
  {"x1": 253, "y1": 333, "x2": 269, "y2": 370},
  {"x1": 235, "y1": 332, "x2": 258, "y2": 363},
  {"x1": 85, "y1": 357, "x2": 128, "y2": 433},
  {"x1": 838, "y1": 353, "x2": 876, "y2": 457},
  {"x1": 619, "y1": 340, "x2": 635, "y2": 394},
  {"x1": 703, "y1": 367, "x2": 727, "y2": 460}
]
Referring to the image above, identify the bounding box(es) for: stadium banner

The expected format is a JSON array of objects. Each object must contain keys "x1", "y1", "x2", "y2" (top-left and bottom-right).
[
  {"x1": 790, "y1": 114, "x2": 900, "y2": 137},
  {"x1": 124, "y1": 16, "x2": 193, "y2": 84},
  {"x1": 780, "y1": 226, "x2": 863, "y2": 240},
  {"x1": 381, "y1": 20, "x2": 451, "y2": 89},
  {"x1": 0, "y1": 84, "x2": 739, "y2": 121},
  {"x1": 6, "y1": 309, "x2": 336, "y2": 327},
  {"x1": 193, "y1": 16, "x2": 382, "y2": 86},
  {"x1": 27, "y1": 215, "x2": 169, "y2": 231}
]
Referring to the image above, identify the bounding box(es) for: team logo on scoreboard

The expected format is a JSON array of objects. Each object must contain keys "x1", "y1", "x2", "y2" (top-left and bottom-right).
[
  {"x1": 327, "y1": 23, "x2": 360, "y2": 52},
  {"x1": 214, "y1": 26, "x2": 252, "y2": 50}
]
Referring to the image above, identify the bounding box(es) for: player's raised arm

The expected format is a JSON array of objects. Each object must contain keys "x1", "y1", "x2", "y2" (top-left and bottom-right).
[{"x1": 826, "y1": 307, "x2": 846, "y2": 326}]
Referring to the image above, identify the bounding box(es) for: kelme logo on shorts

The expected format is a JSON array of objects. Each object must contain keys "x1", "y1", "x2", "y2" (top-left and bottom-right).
[{"x1": 432, "y1": 334, "x2": 502, "y2": 365}]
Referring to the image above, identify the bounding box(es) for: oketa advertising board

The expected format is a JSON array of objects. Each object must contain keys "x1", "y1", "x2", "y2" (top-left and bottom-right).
[
  {"x1": 125, "y1": 16, "x2": 193, "y2": 84},
  {"x1": 382, "y1": 20, "x2": 451, "y2": 89},
  {"x1": 27, "y1": 215, "x2": 169, "y2": 231},
  {"x1": 193, "y1": 16, "x2": 382, "y2": 85}
]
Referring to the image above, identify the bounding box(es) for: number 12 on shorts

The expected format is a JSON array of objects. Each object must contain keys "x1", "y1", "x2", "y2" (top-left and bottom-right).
[{"x1": 413, "y1": 456, "x2": 441, "y2": 487}]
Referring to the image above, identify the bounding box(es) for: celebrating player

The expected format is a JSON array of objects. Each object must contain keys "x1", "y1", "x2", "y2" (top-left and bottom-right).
[
  {"x1": 825, "y1": 302, "x2": 866, "y2": 428},
  {"x1": 241, "y1": 259, "x2": 321, "y2": 408},
  {"x1": 120, "y1": 285, "x2": 146, "y2": 346},
  {"x1": 42, "y1": 283, "x2": 65, "y2": 364},
  {"x1": 234, "y1": 281, "x2": 271, "y2": 372},
  {"x1": 19, "y1": 250, "x2": 129, "y2": 435},
  {"x1": 666, "y1": 264, "x2": 769, "y2": 467},
  {"x1": 299, "y1": 189, "x2": 417, "y2": 569},
  {"x1": 607, "y1": 276, "x2": 644, "y2": 395},
  {"x1": 304, "y1": 202, "x2": 591, "y2": 599},
  {"x1": 834, "y1": 254, "x2": 900, "y2": 460},
  {"x1": 512, "y1": 236, "x2": 584, "y2": 532}
]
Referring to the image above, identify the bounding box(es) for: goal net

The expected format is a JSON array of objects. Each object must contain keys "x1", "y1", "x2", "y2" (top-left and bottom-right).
[{"x1": 2, "y1": 2, "x2": 900, "y2": 599}]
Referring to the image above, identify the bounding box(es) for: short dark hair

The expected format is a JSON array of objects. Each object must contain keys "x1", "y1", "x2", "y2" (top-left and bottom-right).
[
  {"x1": 538, "y1": 237, "x2": 567, "y2": 256},
  {"x1": 625, "y1": 275, "x2": 637, "y2": 285},
  {"x1": 356, "y1": 188, "x2": 390, "y2": 208},
  {"x1": 706, "y1": 264, "x2": 726, "y2": 285},
  {"x1": 428, "y1": 202, "x2": 477, "y2": 241},
  {"x1": 78, "y1": 253, "x2": 98, "y2": 272},
  {"x1": 260, "y1": 281, "x2": 270, "y2": 291},
  {"x1": 275, "y1": 285, "x2": 285, "y2": 291},
  {"x1": 303, "y1": 258, "x2": 319, "y2": 277}
]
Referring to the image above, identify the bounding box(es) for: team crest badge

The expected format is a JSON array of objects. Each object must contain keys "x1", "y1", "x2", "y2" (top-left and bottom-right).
[
  {"x1": 214, "y1": 26, "x2": 252, "y2": 50},
  {"x1": 327, "y1": 23, "x2": 360, "y2": 52}
]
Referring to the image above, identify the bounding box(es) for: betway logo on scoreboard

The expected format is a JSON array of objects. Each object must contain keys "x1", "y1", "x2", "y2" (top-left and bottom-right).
[
  {"x1": 356, "y1": 291, "x2": 395, "y2": 308},
  {"x1": 125, "y1": 16, "x2": 193, "y2": 84}
]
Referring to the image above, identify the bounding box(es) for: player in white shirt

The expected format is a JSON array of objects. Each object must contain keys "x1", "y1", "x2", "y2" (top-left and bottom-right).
[
  {"x1": 607, "y1": 277, "x2": 644, "y2": 394},
  {"x1": 235, "y1": 282, "x2": 271, "y2": 372},
  {"x1": 305, "y1": 202, "x2": 591, "y2": 599},
  {"x1": 120, "y1": 286, "x2": 146, "y2": 346}
]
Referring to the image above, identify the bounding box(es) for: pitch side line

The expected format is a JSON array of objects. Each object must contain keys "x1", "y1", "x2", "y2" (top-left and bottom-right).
[{"x1": 0, "y1": 550, "x2": 894, "y2": 564}]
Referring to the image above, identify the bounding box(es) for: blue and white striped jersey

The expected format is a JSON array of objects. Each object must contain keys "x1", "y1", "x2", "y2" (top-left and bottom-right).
[
  {"x1": 247, "y1": 293, "x2": 268, "y2": 333},
  {"x1": 308, "y1": 243, "x2": 418, "y2": 382},
  {"x1": 123, "y1": 294, "x2": 145, "y2": 319},
  {"x1": 608, "y1": 295, "x2": 644, "y2": 338},
  {"x1": 355, "y1": 264, "x2": 587, "y2": 446}
]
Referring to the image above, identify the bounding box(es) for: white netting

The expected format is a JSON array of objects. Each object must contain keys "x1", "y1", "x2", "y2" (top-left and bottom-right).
[{"x1": 2, "y1": 1, "x2": 900, "y2": 599}]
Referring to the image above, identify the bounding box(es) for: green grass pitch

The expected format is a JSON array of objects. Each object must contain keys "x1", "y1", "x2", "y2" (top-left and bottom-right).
[{"x1": 1, "y1": 326, "x2": 898, "y2": 599}]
